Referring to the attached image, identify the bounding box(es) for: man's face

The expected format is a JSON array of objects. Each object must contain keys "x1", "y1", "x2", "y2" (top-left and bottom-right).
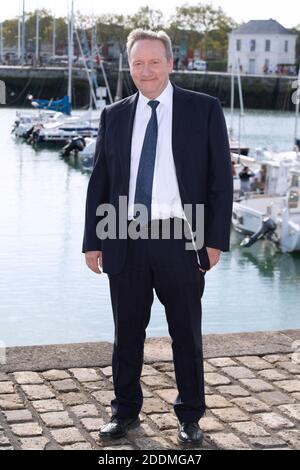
[{"x1": 129, "y1": 39, "x2": 173, "y2": 99}]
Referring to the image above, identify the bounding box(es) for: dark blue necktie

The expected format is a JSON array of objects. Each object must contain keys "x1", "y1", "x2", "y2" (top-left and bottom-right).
[{"x1": 134, "y1": 100, "x2": 160, "y2": 224}]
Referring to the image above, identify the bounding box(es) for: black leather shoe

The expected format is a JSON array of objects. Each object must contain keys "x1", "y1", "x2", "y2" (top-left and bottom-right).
[
  {"x1": 99, "y1": 416, "x2": 140, "y2": 439},
  {"x1": 177, "y1": 421, "x2": 204, "y2": 446}
]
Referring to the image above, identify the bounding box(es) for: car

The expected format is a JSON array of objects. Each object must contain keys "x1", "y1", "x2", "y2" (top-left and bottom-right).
[{"x1": 193, "y1": 60, "x2": 207, "y2": 71}]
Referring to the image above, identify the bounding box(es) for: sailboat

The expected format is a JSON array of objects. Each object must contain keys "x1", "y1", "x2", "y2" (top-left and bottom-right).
[
  {"x1": 228, "y1": 58, "x2": 249, "y2": 156},
  {"x1": 12, "y1": 2, "x2": 73, "y2": 137},
  {"x1": 12, "y1": 1, "x2": 111, "y2": 144},
  {"x1": 253, "y1": 70, "x2": 300, "y2": 164},
  {"x1": 232, "y1": 165, "x2": 300, "y2": 252},
  {"x1": 231, "y1": 68, "x2": 300, "y2": 252}
]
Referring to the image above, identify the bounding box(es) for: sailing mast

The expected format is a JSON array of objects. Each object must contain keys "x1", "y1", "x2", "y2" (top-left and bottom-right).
[
  {"x1": 35, "y1": 7, "x2": 40, "y2": 66},
  {"x1": 229, "y1": 61, "x2": 235, "y2": 139},
  {"x1": 52, "y1": 15, "x2": 56, "y2": 57},
  {"x1": 236, "y1": 58, "x2": 245, "y2": 158},
  {"x1": 115, "y1": 53, "x2": 123, "y2": 102},
  {"x1": 17, "y1": 15, "x2": 21, "y2": 60},
  {"x1": 294, "y1": 67, "x2": 300, "y2": 151},
  {"x1": 21, "y1": 0, "x2": 26, "y2": 66},
  {"x1": 67, "y1": 0, "x2": 74, "y2": 110}
]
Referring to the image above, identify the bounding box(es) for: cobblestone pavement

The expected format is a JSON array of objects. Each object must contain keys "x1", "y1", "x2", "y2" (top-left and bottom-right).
[{"x1": 0, "y1": 352, "x2": 299, "y2": 450}]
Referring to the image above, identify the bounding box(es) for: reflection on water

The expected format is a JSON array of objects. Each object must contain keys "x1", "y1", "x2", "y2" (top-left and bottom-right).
[
  {"x1": 231, "y1": 229, "x2": 300, "y2": 280},
  {"x1": 0, "y1": 108, "x2": 299, "y2": 347}
]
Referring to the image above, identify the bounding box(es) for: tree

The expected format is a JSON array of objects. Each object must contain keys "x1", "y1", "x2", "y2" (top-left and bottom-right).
[
  {"x1": 2, "y1": 19, "x2": 18, "y2": 47},
  {"x1": 95, "y1": 14, "x2": 129, "y2": 55},
  {"x1": 1, "y1": 3, "x2": 238, "y2": 67},
  {"x1": 2, "y1": 9, "x2": 68, "y2": 52},
  {"x1": 169, "y1": 3, "x2": 237, "y2": 59},
  {"x1": 128, "y1": 6, "x2": 164, "y2": 31}
]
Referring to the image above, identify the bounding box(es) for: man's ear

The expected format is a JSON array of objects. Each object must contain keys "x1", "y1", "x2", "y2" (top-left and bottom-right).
[{"x1": 168, "y1": 58, "x2": 174, "y2": 72}]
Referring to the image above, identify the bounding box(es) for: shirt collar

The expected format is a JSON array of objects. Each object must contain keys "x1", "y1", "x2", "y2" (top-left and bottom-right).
[{"x1": 138, "y1": 80, "x2": 173, "y2": 110}]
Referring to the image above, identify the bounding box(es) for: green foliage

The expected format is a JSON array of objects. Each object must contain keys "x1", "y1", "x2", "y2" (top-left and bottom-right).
[
  {"x1": 2, "y1": 3, "x2": 299, "y2": 64},
  {"x1": 2, "y1": 9, "x2": 68, "y2": 48}
]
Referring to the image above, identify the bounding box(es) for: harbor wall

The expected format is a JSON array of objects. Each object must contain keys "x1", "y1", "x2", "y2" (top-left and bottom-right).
[{"x1": 0, "y1": 66, "x2": 297, "y2": 110}]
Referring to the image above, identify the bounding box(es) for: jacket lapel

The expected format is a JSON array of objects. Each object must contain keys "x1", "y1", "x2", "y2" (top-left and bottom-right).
[
  {"x1": 117, "y1": 83, "x2": 192, "y2": 195},
  {"x1": 171, "y1": 83, "x2": 192, "y2": 181},
  {"x1": 117, "y1": 92, "x2": 139, "y2": 195}
]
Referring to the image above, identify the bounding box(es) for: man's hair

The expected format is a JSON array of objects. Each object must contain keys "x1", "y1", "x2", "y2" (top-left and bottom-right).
[{"x1": 126, "y1": 29, "x2": 173, "y2": 61}]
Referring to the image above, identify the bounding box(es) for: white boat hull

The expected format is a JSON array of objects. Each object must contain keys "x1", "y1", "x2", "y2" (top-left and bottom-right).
[{"x1": 232, "y1": 195, "x2": 300, "y2": 252}]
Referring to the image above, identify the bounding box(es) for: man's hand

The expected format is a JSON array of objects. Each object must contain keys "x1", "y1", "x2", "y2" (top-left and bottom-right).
[
  {"x1": 85, "y1": 251, "x2": 103, "y2": 274},
  {"x1": 199, "y1": 247, "x2": 221, "y2": 273}
]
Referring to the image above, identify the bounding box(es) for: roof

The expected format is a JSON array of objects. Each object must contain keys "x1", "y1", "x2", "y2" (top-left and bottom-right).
[{"x1": 232, "y1": 19, "x2": 295, "y2": 35}]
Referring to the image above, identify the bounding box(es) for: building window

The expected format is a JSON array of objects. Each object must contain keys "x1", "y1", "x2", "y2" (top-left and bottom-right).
[
  {"x1": 236, "y1": 39, "x2": 241, "y2": 51},
  {"x1": 284, "y1": 40, "x2": 288, "y2": 52},
  {"x1": 265, "y1": 39, "x2": 270, "y2": 52},
  {"x1": 250, "y1": 39, "x2": 256, "y2": 51}
]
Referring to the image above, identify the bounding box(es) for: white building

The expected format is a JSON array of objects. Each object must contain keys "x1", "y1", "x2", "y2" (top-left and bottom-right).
[{"x1": 228, "y1": 19, "x2": 297, "y2": 75}]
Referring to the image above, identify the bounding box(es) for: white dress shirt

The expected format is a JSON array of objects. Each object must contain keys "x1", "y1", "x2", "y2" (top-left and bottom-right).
[{"x1": 128, "y1": 80, "x2": 185, "y2": 221}]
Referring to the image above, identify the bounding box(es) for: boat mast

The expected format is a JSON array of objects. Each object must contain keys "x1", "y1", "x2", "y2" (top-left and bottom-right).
[
  {"x1": 35, "y1": 8, "x2": 39, "y2": 66},
  {"x1": 52, "y1": 14, "x2": 56, "y2": 57},
  {"x1": 67, "y1": 0, "x2": 74, "y2": 109},
  {"x1": 21, "y1": 0, "x2": 26, "y2": 66},
  {"x1": 17, "y1": 16, "x2": 21, "y2": 60},
  {"x1": 93, "y1": 40, "x2": 113, "y2": 104},
  {"x1": 74, "y1": 29, "x2": 98, "y2": 109},
  {"x1": 229, "y1": 61, "x2": 234, "y2": 139},
  {"x1": 236, "y1": 58, "x2": 245, "y2": 159},
  {"x1": 294, "y1": 66, "x2": 300, "y2": 150},
  {"x1": 115, "y1": 53, "x2": 123, "y2": 102}
]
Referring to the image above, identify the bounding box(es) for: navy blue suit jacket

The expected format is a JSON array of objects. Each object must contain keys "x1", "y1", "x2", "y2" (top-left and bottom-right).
[{"x1": 82, "y1": 83, "x2": 233, "y2": 274}]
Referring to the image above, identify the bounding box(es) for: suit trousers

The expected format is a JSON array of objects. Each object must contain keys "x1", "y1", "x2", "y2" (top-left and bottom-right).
[{"x1": 107, "y1": 217, "x2": 206, "y2": 423}]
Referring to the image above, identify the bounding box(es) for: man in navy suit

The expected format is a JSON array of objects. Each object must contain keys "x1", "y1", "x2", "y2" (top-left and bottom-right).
[{"x1": 82, "y1": 29, "x2": 233, "y2": 446}]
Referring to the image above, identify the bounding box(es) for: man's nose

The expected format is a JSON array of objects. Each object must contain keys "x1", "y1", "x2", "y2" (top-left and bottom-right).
[{"x1": 141, "y1": 65, "x2": 153, "y2": 77}]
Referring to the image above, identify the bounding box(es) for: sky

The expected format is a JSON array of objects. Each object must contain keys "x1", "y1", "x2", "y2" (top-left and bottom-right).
[{"x1": 1, "y1": 0, "x2": 299, "y2": 29}]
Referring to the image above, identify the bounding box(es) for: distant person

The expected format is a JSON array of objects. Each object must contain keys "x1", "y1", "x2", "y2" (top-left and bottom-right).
[
  {"x1": 257, "y1": 164, "x2": 267, "y2": 192},
  {"x1": 182, "y1": 57, "x2": 188, "y2": 70},
  {"x1": 239, "y1": 166, "x2": 255, "y2": 196}
]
